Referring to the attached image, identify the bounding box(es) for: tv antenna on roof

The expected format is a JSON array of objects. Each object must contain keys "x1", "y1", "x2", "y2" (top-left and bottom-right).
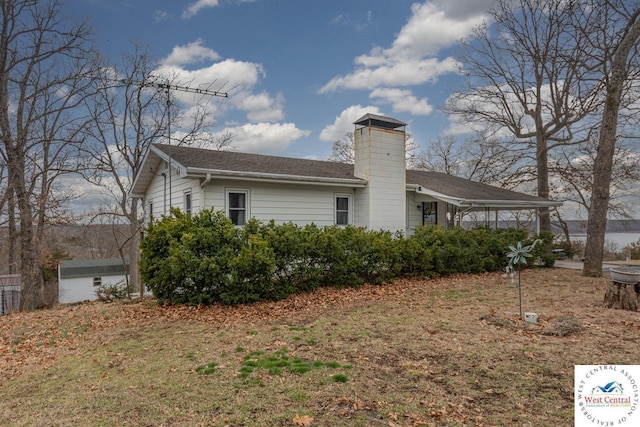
[{"x1": 119, "y1": 78, "x2": 229, "y2": 213}]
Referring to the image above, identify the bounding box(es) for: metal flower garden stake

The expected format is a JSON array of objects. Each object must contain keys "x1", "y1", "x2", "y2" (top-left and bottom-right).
[{"x1": 504, "y1": 240, "x2": 542, "y2": 318}]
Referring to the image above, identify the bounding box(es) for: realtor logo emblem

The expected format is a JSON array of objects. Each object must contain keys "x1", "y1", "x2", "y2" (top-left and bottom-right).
[{"x1": 575, "y1": 365, "x2": 639, "y2": 426}]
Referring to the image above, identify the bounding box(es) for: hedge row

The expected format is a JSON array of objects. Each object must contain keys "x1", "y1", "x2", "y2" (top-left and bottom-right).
[{"x1": 140, "y1": 208, "x2": 552, "y2": 305}]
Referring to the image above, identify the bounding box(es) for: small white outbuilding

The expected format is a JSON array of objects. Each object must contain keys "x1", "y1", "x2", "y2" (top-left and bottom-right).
[{"x1": 58, "y1": 258, "x2": 129, "y2": 304}]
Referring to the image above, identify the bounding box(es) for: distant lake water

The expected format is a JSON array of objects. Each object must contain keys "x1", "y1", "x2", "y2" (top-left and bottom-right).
[{"x1": 570, "y1": 232, "x2": 640, "y2": 249}]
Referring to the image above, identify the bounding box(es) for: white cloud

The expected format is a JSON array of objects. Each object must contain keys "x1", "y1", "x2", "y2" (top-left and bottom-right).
[
  {"x1": 155, "y1": 56, "x2": 272, "y2": 122},
  {"x1": 239, "y1": 92, "x2": 285, "y2": 122},
  {"x1": 432, "y1": 0, "x2": 496, "y2": 20},
  {"x1": 183, "y1": 0, "x2": 220, "y2": 19},
  {"x1": 205, "y1": 123, "x2": 311, "y2": 154},
  {"x1": 320, "y1": 57, "x2": 459, "y2": 93},
  {"x1": 160, "y1": 39, "x2": 220, "y2": 67},
  {"x1": 383, "y1": 2, "x2": 486, "y2": 60},
  {"x1": 153, "y1": 10, "x2": 172, "y2": 23},
  {"x1": 319, "y1": 1, "x2": 491, "y2": 119},
  {"x1": 182, "y1": 0, "x2": 256, "y2": 19},
  {"x1": 369, "y1": 88, "x2": 433, "y2": 116},
  {"x1": 152, "y1": 39, "x2": 297, "y2": 154},
  {"x1": 319, "y1": 105, "x2": 386, "y2": 142},
  {"x1": 330, "y1": 10, "x2": 374, "y2": 32}
]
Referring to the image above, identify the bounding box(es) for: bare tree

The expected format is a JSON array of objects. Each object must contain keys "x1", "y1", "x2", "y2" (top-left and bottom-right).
[
  {"x1": 81, "y1": 44, "x2": 225, "y2": 296},
  {"x1": 189, "y1": 130, "x2": 235, "y2": 150},
  {"x1": 415, "y1": 136, "x2": 461, "y2": 175},
  {"x1": 328, "y1": 131, "x2": 419, "y2": 167},
  {"x1": 415, "y1": 133, "x2": 530, "y2": 189},
  {"x1": 0, "y1": 0, "x2": 93, "y2": 309},
  {"x1": 328, "y1": 132, "x2": 356, "y2": 163},
  {"x1": 583, "y1": 4, "x2": 640, "y2": 277},
  {"x1": 445, "y1": 0, "x2": 604, "y2": 233},
  {"x1": 552, "y1": 139, "x2": 640, "y2": 218}
]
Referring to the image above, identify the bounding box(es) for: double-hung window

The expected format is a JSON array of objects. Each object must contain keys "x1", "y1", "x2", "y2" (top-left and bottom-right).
[
  {"x1": 227, "y1": 189, "x2": 249, "y2": 226},
  {"x1": 184, "y1": 191, "x2": 192, "y2": 216},
  {"x1": 335, "y1": 194, "x2": 351, "y2": 226}
]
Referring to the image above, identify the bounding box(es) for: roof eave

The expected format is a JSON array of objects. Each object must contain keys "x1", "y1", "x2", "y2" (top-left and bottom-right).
[
  {"x1": 412, "y1": 186, "x2": 563, "y2": 209},
  {"x1": 186, "y1": 168, "x2": 367, "y2": 187}
]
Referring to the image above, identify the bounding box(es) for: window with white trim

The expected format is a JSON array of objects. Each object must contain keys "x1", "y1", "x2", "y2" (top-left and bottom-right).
[
  {"x1": 93, "y1": 277, "x2": 102, "y2": 287},
  {"x1": 335, "y1": 194, "x2": 351, "y2": 225},
  {"x1": 227, "y1": 189, "x2": 249, "y2": 226},
  {"x1": 422, "y1": 202, "x2": 437, "y2": 225},
  {"x1": 148, "y1": 202, "x2": 153, "y2": 220},
  {"x1": 184, "y1": 191, "x2": 192, "y2": 216}
]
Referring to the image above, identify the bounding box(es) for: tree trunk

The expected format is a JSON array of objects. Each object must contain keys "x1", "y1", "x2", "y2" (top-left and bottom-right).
[
  {"x1": 583, "y1": 12, "x2": 640, "y2": 277},
  {"x1": 603, "y1": 282, "x2": 639, "y2": 311},
  {"x1": 7, "y1": 182, "x2": 17, "y2": 274},
  {"x1": 128, "y1": 199, "x2": 141, "y2": 297},
  {"x1": 536, "y1": 135, "x2": 551, "y2": 233},
  {"x1": 8, "y1": 143, "x2": 44, "y2": 311}
]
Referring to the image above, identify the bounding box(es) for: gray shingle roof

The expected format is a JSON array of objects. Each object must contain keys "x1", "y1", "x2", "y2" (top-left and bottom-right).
[
  {"x1": 406, "y1": 170, "x2": 548, "y2": 202},
  {"x1": 149, "y1": 144, "x2": 556, "y2": 205},
  {"x1": 154, "y1": 144, "x2": 358, "y2": 180},
  {"x1": 59, "y1": 258, "x2": 130, "y2": 279}
]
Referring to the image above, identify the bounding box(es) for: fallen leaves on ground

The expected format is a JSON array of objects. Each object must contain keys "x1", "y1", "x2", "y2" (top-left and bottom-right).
[
  {"x1": 0, "y1": 268, "x2": 632, "y2": 426},
  {"x1": 0, "y1": 269, "x2": 610, "y2": 383},
  {"x1": 292, "y1": 413, "x2": 313, "y2": 426}
]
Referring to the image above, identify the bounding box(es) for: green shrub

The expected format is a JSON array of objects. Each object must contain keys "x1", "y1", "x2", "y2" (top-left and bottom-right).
[
  {"x1": 222, "y1": 234, "x2": 277, "y2": 304},
  {"x1": 262, "y1": 222, "x2": 325, "y2": 293},
  {"x1": 140, "y1": 208, "x2": 242, "y2": 304},
  {"x1": 139, "y1": 208, "x2": 549, "y2": 306}
]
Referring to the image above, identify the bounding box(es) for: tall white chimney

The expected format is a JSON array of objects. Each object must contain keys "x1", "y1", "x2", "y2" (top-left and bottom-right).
[{"x1": 353, "y1": 114, "x2": 407, "y2": 233}]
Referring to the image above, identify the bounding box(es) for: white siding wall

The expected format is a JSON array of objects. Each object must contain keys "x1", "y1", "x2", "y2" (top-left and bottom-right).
[
  {"x1": 58, "y1": 274, "x2": 127, "y2": 304},
  {"x1": 145, "y1": 166, "x2": 166, "y2": 219},
  {"x1": 354, "y1": 187, "x2": 369, "y2": 228},
  {"x1": 406, "y1": 191, "x2": 422, "y2": 234},
  {"x1": 406, "y1": 192, "x2": 452, "y2": 234},
  {"x1": 171, "y1": 171, "x2": 199, "y2": 214},
  {"x1": 354, "y1": 126, "x2": 406, "y2": 233},
  {"x1": 144, "y1": 163, "x2": 203, "y2": 221},
  {"x1": 203, "y1": 179, "x2": 355, "y2": 227}
]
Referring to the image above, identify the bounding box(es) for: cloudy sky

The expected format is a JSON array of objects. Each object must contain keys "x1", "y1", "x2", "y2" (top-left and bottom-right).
[{"x1": 65, "y1": 0, "x2": 495, "y2": 160}]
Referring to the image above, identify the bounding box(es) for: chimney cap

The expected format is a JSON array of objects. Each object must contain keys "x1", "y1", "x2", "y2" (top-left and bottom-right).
[{"x1": 353, "y1": 113, "x2": 406, "y2": 129}]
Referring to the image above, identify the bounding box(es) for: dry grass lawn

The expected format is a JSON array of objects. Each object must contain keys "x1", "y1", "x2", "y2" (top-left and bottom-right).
[{"x1": 1, "y1": 267, "x2": 638, "y2": 426}]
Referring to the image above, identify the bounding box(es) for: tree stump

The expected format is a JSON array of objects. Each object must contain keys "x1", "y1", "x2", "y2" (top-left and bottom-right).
[{"x1": 603, "y1": 281, "x2": 639, "y2": 311}]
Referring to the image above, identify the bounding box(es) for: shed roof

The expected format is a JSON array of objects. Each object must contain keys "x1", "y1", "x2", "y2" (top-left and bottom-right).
[
  {"x1": 406, "y1": 170, "x2": 558, "y2": 208},
  {"x1": 59, "y1": 258, "x2": 130, "y2": 280}
]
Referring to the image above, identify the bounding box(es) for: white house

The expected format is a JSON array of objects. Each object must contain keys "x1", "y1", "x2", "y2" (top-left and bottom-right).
[
  {"x1": 131, "y1": 113, "x2": 562, "y2": 233},
  {"x1": 58, "y1": 258, "x2": 129, "y2": 304}
]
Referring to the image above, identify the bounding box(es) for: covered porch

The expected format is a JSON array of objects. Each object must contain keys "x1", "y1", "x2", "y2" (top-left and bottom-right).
[{"x1": 405, "y1": 170, "x2": 562, "y2": 235}]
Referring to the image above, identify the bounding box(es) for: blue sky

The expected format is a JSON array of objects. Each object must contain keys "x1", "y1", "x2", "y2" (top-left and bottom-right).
[{"x1": 64, "y1": 0, "x2": 494, "y2": 159}]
